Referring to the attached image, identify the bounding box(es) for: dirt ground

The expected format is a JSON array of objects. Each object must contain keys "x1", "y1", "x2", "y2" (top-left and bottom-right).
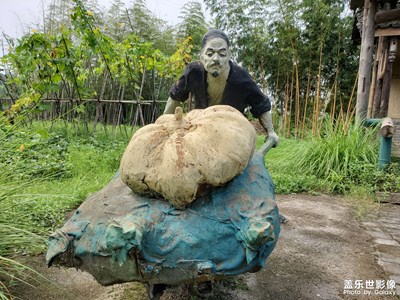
[{"x1": 9, "y1": 194, "x2": 397, "y2": 300}]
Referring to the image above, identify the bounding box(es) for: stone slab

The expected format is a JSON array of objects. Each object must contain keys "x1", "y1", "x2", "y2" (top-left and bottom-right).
[
  {"x1": 379, "y1": 253, "x2": 400, "y2": 265},
  {"x1": 376, "y1": 244, "x2": 400, "y2": 257},
  {"x1": 378, "y1": 261, "x2": 400, "y2": 276},
  {"x1": 366, "y1": 230, "x2": 393, "y2": 240},
  {"x1": 374, "y1": 238, "x2": 400, "y2": 246}
]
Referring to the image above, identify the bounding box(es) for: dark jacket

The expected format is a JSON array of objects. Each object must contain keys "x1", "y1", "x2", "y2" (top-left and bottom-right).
[{"x1": 169, "y1": 61, "x2": 271, "y2": 118}]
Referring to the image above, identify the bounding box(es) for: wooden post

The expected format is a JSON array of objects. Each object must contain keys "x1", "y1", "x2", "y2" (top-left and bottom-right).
[
  {"x1": 372, "y1": 36, "x2": 388, "y2": 117},
  {"x1": 367, "y1": 38, "x2": 379, "y2": 118},
  {"x1": 379, "y1": 37, "x2": 398, "y2": 117},
  {"x1": 356, "y1": 0, "x2": 377, "y2": 122}
]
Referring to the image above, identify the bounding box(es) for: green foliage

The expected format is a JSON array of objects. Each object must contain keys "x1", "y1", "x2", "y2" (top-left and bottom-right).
[
  {"x1": 1, "y1": 0, "x2": 198, "y2": 125},
  {"x1": 0, "y1": 129, "x2": 72, "y2": 180},
  {"x1": 177, "y1": 1, "x2": 209, "y2": 56},
  {"x1": 265, "y1": 137, "x2": 329, "y2": 194},
  {"x1": 299, "y1": 121, "x2": 378, "y2": 176},
  {"x1": 265, "y1": 119, "x2": 400, "y2": 195},
  {"x1": 0, "y1": 121, "x2": 130, "y2": 299}
]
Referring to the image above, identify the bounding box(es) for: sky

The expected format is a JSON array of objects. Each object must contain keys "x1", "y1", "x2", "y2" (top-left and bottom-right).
[{"x1": 0, "y1": 0, "x2": 203, "y2": 39}]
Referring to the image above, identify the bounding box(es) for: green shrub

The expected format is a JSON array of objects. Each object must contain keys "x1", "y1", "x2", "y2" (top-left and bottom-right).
[
  {"x1": 264, "y1": 119, "x2": 399, "y2": 195},
  {"x1": 0, "y1": 121, "x2": 131, "y2": 299},
  {"x1": 298, "y1": 121, "x2": 378, "y2": 179}
]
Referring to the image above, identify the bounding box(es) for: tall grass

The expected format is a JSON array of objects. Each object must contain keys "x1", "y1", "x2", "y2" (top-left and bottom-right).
[
  {"x1": 265, "y1": 138, "x2": 329, "y2": 194},
  {"x1": 297, "y1": 120, "x2": 378, "y2": 178},
  {"x1": 265, "y1": 118, "x2": 398, "y2": 195},
  {"x1": 0, "y1": 120, "x2": 131, "y2": 298},
  {"x1": 296, "y1": 119, "x2": 380, "y2": 193}
]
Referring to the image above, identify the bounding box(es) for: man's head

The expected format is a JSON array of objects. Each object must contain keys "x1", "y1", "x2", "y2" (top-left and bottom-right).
[{"x1": 200, "y1": 29, "x2": 231, "y2": 78}]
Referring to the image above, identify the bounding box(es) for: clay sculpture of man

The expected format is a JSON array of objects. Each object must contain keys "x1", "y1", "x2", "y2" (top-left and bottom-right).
[
  {"x1": 148, "y1": 29, "x2": 284, "y2": 299},
  {"x1": 164, "y1": 29, "x2": 280, "y2": 147}
]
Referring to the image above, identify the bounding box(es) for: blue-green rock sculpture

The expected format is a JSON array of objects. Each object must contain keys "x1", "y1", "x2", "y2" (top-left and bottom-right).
[{"x1": 46, "y1": 146, "x2": 280, "y2": 286}]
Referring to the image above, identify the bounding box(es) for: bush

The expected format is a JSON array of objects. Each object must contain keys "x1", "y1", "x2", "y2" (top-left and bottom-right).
[{"x1": 265, "y1": 119, "x2": 399, "y2": 195}]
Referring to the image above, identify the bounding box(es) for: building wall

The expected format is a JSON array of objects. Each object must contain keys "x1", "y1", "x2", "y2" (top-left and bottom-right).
[{"x1": 388, "y1": 45, "x2": 400, "y2": 119}]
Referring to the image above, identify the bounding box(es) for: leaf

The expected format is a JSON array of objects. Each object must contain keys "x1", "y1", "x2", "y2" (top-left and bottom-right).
[
  {"x1": 53, "y1": 74, "x2": 62, "y2": 84},
  {"x1": 36, "y1": 129, "x2": 50, "y2": 139},
  {"x1": 75, "y1": 104, "x2": 86, "y2": 114}
]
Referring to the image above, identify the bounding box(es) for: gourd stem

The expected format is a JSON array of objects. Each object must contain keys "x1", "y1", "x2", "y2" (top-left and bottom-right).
[{"x1": 175, "y1": 107, "x2": 183, "y2": 121}]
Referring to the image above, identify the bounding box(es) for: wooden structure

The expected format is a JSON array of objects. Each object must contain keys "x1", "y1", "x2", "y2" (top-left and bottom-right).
[
  {"x1": 0, "y1": 98, "x2": 164, "y2": 127},
  {"x1": 352, "y1": 0, "x2": 400, "y2": 157}
]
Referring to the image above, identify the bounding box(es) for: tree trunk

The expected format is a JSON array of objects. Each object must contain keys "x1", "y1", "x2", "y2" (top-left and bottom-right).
[{"x1": 356, "y1": 0, "x2": 377, "y2": 122}]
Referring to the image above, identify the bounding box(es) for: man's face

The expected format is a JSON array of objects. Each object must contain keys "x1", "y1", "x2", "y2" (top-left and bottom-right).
[{"x1": 200, "y1": 38, "x2": 230, "y2": 78}]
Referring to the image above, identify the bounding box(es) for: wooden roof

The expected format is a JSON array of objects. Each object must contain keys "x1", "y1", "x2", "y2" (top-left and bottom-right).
[
  {"x1": 350, "y1": 0, "x2": 399, "y2": 10},
  {"x1": 351, "y1": 0, "x2": 400, "y2": 43}
]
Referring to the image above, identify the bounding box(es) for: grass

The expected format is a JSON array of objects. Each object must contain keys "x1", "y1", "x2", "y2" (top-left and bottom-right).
[
  {"x1": 264, "y1": 119, "x2": 399, "y2": 197},
  {"x1": 262, "y1": 120, "x2": 398, "y2": 220},
  {"x1": 0, "y1": 120, "x2": 132, "y2": 298},
  {"x1": 1, "y1": 117, "x2": 399, "y2": 298},
  {"x1": 264, "y1": 137, "x2": 329, "y2": 194}
]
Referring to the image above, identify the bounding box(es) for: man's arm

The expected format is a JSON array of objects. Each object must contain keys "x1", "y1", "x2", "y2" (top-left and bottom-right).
[
  {"x1": 164, "y1": 97, "x2": 182, "y2": 114},
  {"x1": 258, "y1": 111, "x2": 280, "y2": 146}
]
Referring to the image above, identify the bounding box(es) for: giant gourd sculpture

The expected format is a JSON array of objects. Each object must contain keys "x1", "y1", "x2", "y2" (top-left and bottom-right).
[
  {"x1": 121, "y1": 106, "x2": 257, "y2": 208},
  {"x1": 46, "y1": 105, "x2": 280, "y2": 288}
]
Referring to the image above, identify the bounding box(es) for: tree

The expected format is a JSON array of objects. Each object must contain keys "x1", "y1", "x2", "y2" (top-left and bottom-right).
[
  {"x1": 177, "y1": 1, "x2": 208, "y2": 56},
  {"x1": 204, "y1": 0, "x2": 358, "y2": 136}
]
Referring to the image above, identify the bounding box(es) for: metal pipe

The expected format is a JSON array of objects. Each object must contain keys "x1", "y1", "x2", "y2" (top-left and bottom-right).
[
  {"x1": 379, "y1": 136, "x2": 392, "y2": 170},
  {"x1": 363, "y1": 118, "x2": 394, "y2": 170}
]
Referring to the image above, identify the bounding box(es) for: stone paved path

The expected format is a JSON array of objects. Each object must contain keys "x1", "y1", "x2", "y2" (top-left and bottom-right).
[{"x1": 362, "y1": 202, "x2": 400, "y2": 296}]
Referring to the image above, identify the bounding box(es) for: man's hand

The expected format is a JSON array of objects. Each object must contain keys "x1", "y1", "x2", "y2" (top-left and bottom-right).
[
  {"x1": 266, "y1": 131, "x2": 280, "y2": 147},
  {"x1": 164, "y1": 97, "x2": 181, "y2": 114},
  {"x1": 259, "y1": 111, "x2": 279, "y2": 147}
]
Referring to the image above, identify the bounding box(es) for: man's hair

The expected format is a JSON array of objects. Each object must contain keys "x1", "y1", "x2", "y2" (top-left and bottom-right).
[{"x1": 201, "y1": 29, "x2": 230, "y2": 49}]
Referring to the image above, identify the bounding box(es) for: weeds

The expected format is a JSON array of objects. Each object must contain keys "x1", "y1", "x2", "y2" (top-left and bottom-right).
[
  {"x1": 265, "y1": 119, "x2": 399, "y2": 196},
  {"x1": 0, "y1": 120, "x2": 131, "y2": 299}
]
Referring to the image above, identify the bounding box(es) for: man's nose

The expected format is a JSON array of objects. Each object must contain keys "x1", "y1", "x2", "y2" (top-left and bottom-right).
[{"x1": 212, "y1": 54, "x2": 220, "y2": 61}]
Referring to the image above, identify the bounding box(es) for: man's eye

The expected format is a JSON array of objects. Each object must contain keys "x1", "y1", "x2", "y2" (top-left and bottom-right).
[
  {"x1": 220, "y1": 53, "x2": 226, "y2": 57},
  {"x1": 207, "y1": 53, "x2": 213, "y2": 57}
]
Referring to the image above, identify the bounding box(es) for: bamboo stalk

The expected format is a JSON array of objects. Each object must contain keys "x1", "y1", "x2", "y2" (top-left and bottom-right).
[
  {"x1": 313, "y1": 39, "x2": 324, "y2": 136},
  {"x1": 301, "y1": 68, "x2": 311, "y2": 138},
  {"x1": 346, "y1": 71, "x2": 359, "y2": 127},
  {"x1": 294, "y1": 48, "x2": 300, "y2": 138},
  {"x1": 283, "y1": 74, "x2": 290, "y2": 138},
  {"x1": 330, "y1": 49, "x2": 340, "y2": 120},
  {"x1": 274, "y1": 66, "x2": 280, "y2": 135},
  {"x1": 287, "y1": 67, "x2": 295, "y2": 138}
]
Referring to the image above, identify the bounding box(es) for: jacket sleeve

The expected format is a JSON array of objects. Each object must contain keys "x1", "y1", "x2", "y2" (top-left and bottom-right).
[
  {"x1": 245, "y1": 80, "x2": 271, "y2": 118},
  {"x1": 169, "y1": 65, "x2": 192, "y2": 102}
]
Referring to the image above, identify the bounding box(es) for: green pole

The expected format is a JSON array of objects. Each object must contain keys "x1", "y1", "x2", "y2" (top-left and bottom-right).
[{"x1": 378, "y1": 136, "x2": 392, "y2": 170}]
